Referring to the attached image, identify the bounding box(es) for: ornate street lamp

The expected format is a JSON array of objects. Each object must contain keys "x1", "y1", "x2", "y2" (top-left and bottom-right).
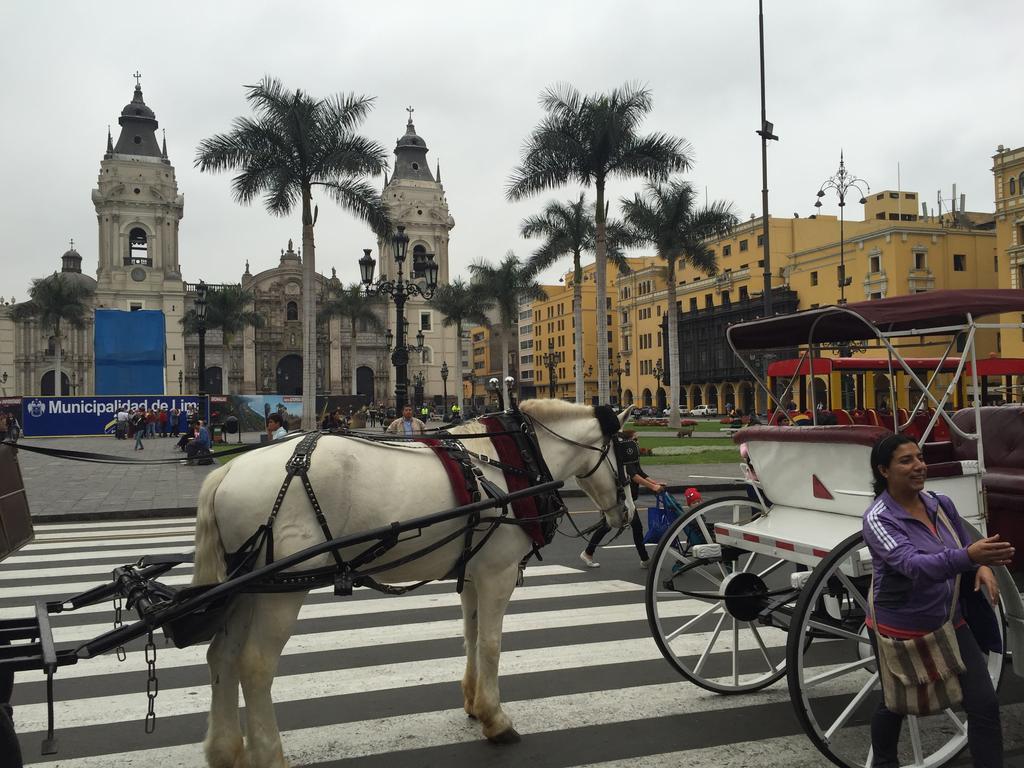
[
  {"x1": 815, "y1": 152, "x2": 869, "y2": 305},
  {"x1": 542, "y1": 339, "x2": 559, "y2": 399},
  {"x1": 652, "y1": 359, "x2": 665, "y2": 409},
  {"x1": 178, "y1": 369, "x2": 183, "y2": 395},
  {"x1": 412, "y1": 370, "x2": 426, "y2": 407},
  {"x1": 611, "y1": 353, "x2": 630, "y2": 406},
  {"x1": 195, "y1": 281, "x2": 208, "y2": 395},
  {"x1": 440, "y1": 360, "x2": 449, "y2": 411},
  {"x1": 359, "y1": 226, "x2": 438, "y2": 410}
]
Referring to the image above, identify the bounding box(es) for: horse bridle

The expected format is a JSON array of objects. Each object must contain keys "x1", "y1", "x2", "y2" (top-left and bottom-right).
[{"x1": 523, "y1": 413, "x2": 632, "y2": 517}]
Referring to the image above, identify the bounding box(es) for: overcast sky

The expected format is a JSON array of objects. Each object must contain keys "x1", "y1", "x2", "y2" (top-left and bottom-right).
[{"x1": 2, "y1": 1, "x2": 1021, "y2": 302}]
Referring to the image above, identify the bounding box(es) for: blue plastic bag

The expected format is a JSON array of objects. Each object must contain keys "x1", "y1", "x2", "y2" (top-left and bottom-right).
[{"x1": 644, "y1": 492, "x2": 679, "y2": 544}]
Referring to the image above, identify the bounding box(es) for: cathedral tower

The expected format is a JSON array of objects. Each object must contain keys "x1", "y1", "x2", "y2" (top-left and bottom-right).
[
  {"x1": 377, "y1": 110, "x2": 458, "y2": 406},
  {"x1": 92, "y1": 76, "x2": 186, "y2": 392}
]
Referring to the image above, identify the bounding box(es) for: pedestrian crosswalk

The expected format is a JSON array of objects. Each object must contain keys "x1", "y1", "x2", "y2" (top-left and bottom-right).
[{"x1": 3, "y1": 517, "x2": 1022, "y2": 767}]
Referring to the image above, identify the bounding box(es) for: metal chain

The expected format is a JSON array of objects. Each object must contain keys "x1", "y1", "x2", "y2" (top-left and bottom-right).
[
  {"x1": 112, "y1": 596, "x2": 126, "y2": 662},
  {"x1": 144, "y1": 631, "x2": 158, "y2": 733}
]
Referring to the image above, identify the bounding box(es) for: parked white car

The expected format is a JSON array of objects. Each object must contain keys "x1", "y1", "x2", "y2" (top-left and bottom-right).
[{"x1": 688, "y1": 404, "x2": 718, "y2": 417}]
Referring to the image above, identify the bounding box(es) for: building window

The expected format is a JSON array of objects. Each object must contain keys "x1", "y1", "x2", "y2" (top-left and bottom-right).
[
  {"x1": 739, "y1": 286, "x2": 748, "y2": 301},
  {"x1": 411, "y1": 244, "x2": 428, "y2": 279},
  {"x1": 721, "y1": 290, "x2": 731, "y2": 306},
  {"x1": 870, "y1": 292, "x2": 883, "y2": 300},
  {"x1": 126, "y1": 227, "x2": 151, "y2": 266},
  {"x1": 739, "y1": 239, "x2": 748, "y2": 252},
  {"x1": 129, "y1": 302, "x2": 144, "y2": 312},
  {"x1": 810, "y1": 271, "x2": 818, "y2": 286},
  {"x1": 723, "y1": 244, "x2": 732, "y2": 257},
  {"x1": 915, "y1": 251, "x2": 926, "y2": 270},
  {"x1": 870, "y1": 252, "x2": 881, "y2": 273},
  {"x1": 953, "y1": 254, "x2": 966, "y2": 272},
  {"x1": 1010, "y1": 178, "x2": 1018, "y2": 196},
  {"x1": 689, "y1": 297, "x2": 698, "y2": 312},
  {"x1": 756, "y1": 234, "x2": 764, "y2": 247},
  {"x1": 286, "y1": 301, "x2": 298, "y2": 321},
  {"x1": 420, "y1": 311, "x2": 432, "y2": 331},
  {"x1": 704, "y1": 294, "x2": 713, "y2": 309}
]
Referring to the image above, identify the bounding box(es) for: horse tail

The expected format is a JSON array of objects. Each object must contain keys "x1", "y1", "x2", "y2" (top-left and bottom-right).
[{"x1": 192, "y1": 463, "x2": 230, "y2": 585}]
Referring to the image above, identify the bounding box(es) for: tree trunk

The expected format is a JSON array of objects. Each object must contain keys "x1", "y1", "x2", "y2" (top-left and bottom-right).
[
  {"x1": 573, "y1": 250, "x2": 584, "y2": 403},
  {"x1": 222, "y1": 333, "x2": 232, "y2": 396},
  {"x1": 455, "y1": 321, "x2": 464, "y2": 417},
  {"x1": 500, "y1": 331, "x2": 511, "y2": 408},
  {"x1": 301, "y1": 185, "x2": 316, "y2": 430},
  {"x1": 53, "y1": 321, "x2": 63, "y2": 397},
  {"x1": 665, "y1": 258, "x2": 681, "y2": 428},
  {"x1": 594, "y1": 180, "x2": 610, "y2": 404},
  {"x1": 350, "y1": 325, "x2": 359, "y2": 397}
]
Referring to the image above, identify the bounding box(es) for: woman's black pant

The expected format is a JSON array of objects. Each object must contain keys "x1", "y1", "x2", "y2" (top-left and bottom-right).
[
  {"x1": 585, "y1": 510, "x2": 648, "y2": 562},
  {"x1": 871, "y1": 624, "x2": 1002, "y2": 767}
]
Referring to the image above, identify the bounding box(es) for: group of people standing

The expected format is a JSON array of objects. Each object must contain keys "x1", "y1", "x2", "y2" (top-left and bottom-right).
[
  {"x1": 114, "y1": 406, "x2": 190, "y2": 451},
  {"x1": 0, "y1": 410, "x2": 20, "y2": 443}
]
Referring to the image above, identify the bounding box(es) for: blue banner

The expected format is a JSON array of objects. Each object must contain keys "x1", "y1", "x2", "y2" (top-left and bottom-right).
[
  {"x1": 21, "y1": 396, "x2": 209, "y2": 437},
  {"x1": 94, "y1": 309, "x2": 166, "y2": 395}
]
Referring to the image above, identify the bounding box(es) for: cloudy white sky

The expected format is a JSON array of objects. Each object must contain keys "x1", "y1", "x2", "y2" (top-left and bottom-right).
[{"x1": 2, "y1": 1, "x2": 1021, "y2": 301}]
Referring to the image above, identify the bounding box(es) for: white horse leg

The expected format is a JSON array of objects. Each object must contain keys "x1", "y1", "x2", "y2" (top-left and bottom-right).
[
  {"x1": 460, "y1": 581, "x2": 479, "y2": 718},
  {"x1": 472, "y1": 562, "x2": 520, "y2": 743},
  {"x1": 238, "y1": 592, "x2": 307, "y2": 768},
  {"x1": 204, "y1": 596, "x2": 253, "y2": 768}
]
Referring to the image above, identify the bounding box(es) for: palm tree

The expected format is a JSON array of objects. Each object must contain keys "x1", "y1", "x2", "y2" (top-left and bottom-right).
[
  {"x1": 182, "y1": 285, "x2": 265, "y2": 394},
  {"x1": 621, "y1": 179, "x2": 738, "y2": 427},
  {"x1": 12, "y1": 273, "x2": 94, "y2": 396},
  {"x1": 430, "y1": 278, "x2": 492, "y2": 416},
  {"x1": 196, "y1": 76, "x2": 390, "y2": 429},
  {"x1": 318, "y1": 284, "x2": 385, "y2": 397},
  {"x1": 468, "y1": 253, "x2": 547, "y2": 406},
  {"x1": 508, "y1": 82, "x2": 692, "y2": 404},
  {"x1": 520, "y1": 193, "x2": 632, "y2": 403}
]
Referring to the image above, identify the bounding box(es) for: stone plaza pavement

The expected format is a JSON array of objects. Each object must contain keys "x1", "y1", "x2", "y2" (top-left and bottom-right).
[{"x1": 10, "y1": 429, "x2": 744, "y2": 521}]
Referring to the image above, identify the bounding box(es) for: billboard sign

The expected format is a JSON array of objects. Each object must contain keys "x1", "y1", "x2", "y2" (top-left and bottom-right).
[{"x1": 20, "y1": 396, "x2": 209, "y2": 437}]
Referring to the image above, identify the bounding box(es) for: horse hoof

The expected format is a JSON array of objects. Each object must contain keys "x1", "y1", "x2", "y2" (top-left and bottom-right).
[
  {"x1": 466, "y1": 712, "x2": 478, "y2": 720},
  {"x1": 488, "y1": 727, "x2": 521, "y2": 745}
]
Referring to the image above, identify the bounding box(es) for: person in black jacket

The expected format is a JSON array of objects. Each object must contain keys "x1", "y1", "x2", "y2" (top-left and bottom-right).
[{"x1": 580, "y1": 429, "x2": 665, "y2": 568}]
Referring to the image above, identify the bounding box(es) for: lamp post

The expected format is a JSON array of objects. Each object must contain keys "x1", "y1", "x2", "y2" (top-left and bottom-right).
[
  {"x1": 611, "y1": 353, "x2": 629, "y2": 406},
  {"x1": 815, "y1": 152, "x2": 869, "y2": 305},
  {"x1": 195, "y1": 281, "x2": 208, "y2": 395},
  {"x1": 756, "y1": 0, "x2": 779, "y2": 317},
  {"x1": 178, "y1": 369, "x2": 183, "y2": 395},
  {"x1": 653, "y1": 359, "x2": 664, "y2": 409},
  {"x1": 0, "y1": 371, "x2": 7, "y2": 397},
  {"x1": 412, "y1": 370, "x2": 426, "y2": 407},
  {"x1": 440, "y1": 360, "x2": 449, "y2": 412},
  {"x1": 359, "y1": 226, "x2": 438, "y2": 411},
  {"x1": 542, "y1": 339, "x2": 559, "y2": 399}
]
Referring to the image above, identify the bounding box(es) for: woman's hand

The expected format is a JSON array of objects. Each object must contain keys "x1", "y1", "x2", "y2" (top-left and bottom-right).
[
  {"x1": 967, "y1": 534, "x2": 1015, "y2": 567},
  {"x1": 974, "y1": 565, "x2": 1000, "y2": 606},
  {"x1": 651, "y1": 482, "x2": 667, "y2": 493}
]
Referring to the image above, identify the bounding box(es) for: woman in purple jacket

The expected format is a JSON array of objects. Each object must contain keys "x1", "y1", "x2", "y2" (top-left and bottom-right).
[{"x1": 864, "y1": 434, "x2": 1014, "y2": 767}]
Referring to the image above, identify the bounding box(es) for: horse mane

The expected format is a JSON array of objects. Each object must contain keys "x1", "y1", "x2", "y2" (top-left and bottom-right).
[{"x1": 518, "y1": 398, "x2": 595, "y2": 422}]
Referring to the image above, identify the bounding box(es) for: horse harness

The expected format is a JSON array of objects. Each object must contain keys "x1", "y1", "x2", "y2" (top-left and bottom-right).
[{"x1": 229, "y1": 406, "x2": 610, "y2": 597}]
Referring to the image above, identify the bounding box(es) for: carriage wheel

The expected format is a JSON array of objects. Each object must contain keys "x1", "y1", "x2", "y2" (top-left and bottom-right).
[
  {"x1": 645, "y1": 495, "x2": 799, "y2": 694},
  {"x1": 786, "y1": 532, "x2": 1006, "y2": 768}
]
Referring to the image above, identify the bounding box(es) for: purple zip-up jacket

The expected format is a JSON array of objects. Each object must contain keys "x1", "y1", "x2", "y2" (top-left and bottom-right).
[{"x1": 862, "y1": 490, "x2": 975, "y2": 635}]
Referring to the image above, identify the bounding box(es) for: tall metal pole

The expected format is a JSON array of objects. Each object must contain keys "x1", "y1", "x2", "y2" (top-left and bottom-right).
[
  {"x1": 758, "y1": 0, "x2": 775, "y2": 317},
  {"x1": 198, "y1": 328, "x2": 207, "y2": 395},
  {"x1": 839, "y1": 204, "x2": 846, "y2": 304},
  {"x1": 392, "y1": 292, "x2": 409, "y2": 411}
]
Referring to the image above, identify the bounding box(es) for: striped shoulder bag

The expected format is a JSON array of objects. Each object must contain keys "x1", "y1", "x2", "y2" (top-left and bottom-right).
[{"x1": 868, "y1": 507, "x2": 967, "y2": 716}]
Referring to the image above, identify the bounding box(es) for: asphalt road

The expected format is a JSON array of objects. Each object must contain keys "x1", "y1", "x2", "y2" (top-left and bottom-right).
[{"x1": 2, "y1": 499, "x2": 1022, "y2": 767}]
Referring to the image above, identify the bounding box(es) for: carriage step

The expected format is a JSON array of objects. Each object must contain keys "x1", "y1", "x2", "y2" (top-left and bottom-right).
[{"x1": 691, "y1": 544, "x2": 722, "y2": 560}]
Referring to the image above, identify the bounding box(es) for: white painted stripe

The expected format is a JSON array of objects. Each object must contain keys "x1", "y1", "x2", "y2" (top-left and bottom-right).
[
  {"x1": 33, "y1": 669, "x2": 928, "y2": 767},
  {"x1": 31, "y1": 525, "x2": 197, "y2": 542},
  {"x1": 35, "y1": 597, "x2": 713, "y2": 677},
  {"x1": 574, "y1": 733, "x2": 838, "y2": 768},
  {"x1": 1, "y1": 545, "x2": 195, "y2": 566},
  {"x1": 13, "y1": 536, "x2": 194, "y2": 553},
  {"x1": 865, "y1": 507, "x2": 896, "y2": 551},
  {"x1": 13, "y1": 633, "x2": 792, "y2": 732},
  {"x1": 31, "y1": 517, "x2": 196, "y2": 532},
  {"x1": 0, "y1": 572, "x2": 631, "y2": 621}
]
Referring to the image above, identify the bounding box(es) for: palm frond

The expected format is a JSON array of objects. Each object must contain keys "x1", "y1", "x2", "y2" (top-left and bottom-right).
[{"x1": 316, "y1": 179, "x2": 391, "y2": 236}]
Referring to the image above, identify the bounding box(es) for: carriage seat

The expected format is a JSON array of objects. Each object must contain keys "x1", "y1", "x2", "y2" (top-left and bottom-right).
[{"x1": 949, "y1": 407, "x2": 1024, "y2": 571}]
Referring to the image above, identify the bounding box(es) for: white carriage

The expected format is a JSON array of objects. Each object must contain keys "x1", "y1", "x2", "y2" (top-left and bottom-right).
[{"x1": 645, "y1": 289, "x2": 1024, "y2": 767}]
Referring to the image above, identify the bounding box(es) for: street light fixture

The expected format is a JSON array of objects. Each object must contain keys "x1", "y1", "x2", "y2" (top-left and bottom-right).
[
  {"x1": 412, "y1": 370, "x2": 426, "y2": 407},
  {"x1": 440, "y1": 360, "x2": 449, "y2": 412},
  {"x1": 195, "y1": 281, "x2": 208, "y2": 395},
  {"x1": 359, "y1": 225, "x2": 438, "y2": 411},
  {"x1": 611, "y1": 353, "x2": 630, "y2": 406},
  {"x1": 653, "y1": 359, "x2": 665, "y2": 409},
  {"x1": 814, "y1": 152, "x2": 869, "y2": 305},
  {"x1": 178, "y1": 369, "x2": 184, "y2": 395},
  {"x1": 542, "y1": 339, "x2": 559, "y2": 399}
]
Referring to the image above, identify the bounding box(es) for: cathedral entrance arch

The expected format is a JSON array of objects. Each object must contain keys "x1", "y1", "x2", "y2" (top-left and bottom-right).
[
  {"x1": 40, "y1": 371, "x2": 71, "y2": 397},
  {"x1": 356, "y1": 366, "x2": 375, "y2": 402},
  {"x1": 276, "y1": 355, "x2": 303, "y2": 395},
  {"x1": 205, "y1": 366, "x2": 223, "y2": 396}
]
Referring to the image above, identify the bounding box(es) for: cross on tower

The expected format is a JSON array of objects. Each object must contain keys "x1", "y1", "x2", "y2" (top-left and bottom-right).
[
  {"x1": 406, "y1": 105, "x2": 414, "y2": 122},
  {"x1": 132, "y1": 70, "x2": 142, "y2": 87},
  {"x1": 69, "y1": 238, "x2": 74, "y2": 250}
]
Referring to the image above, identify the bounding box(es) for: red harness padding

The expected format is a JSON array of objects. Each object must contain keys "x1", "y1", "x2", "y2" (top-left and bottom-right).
[
  {"x1": 480, "y1": 417, "x2": 545, "y2": 545},
  {"x1": 419, "y1": 439, "x2": 474, "y2": 506}
]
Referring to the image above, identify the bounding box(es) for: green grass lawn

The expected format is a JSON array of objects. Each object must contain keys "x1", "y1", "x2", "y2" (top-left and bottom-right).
[
  {"x1": 641, "y1": 449, "x2": 741, "y2": 465},
  {"x1": 631, "y1": 420, "x2": 732, "y2": 434},
  {"x1": 638, "y1": 436, "x2": 735, "y2": 448},
  {"x1": 212, "y1": 442, "x2": 252, "y2": 465}
]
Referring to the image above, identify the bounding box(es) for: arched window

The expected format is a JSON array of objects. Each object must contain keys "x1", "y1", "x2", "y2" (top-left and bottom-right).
[
  {"x1": 127, "y1": 227, "x2": 150, "y2": 266},
  {"x1": 1018, "y1": 173, "x2": 1024, "y2": 195},
  {"x1": 46, "y1": 336, "x2": 57, "y2": 356},
  {"x1": 286, "y1": 301, "x2": 298, "y2": 321},
  {"x1": 412, "y1": 244, "x2": 428, "y2": 279},
  {"x1": 1011, "y1": 177, "x2": 1018, "y2": 197}
]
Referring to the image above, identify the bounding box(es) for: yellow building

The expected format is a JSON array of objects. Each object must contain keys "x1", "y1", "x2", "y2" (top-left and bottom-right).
[
  {"x1": 994, "y1": 145, "x2": 1024, "y2": 373},
  {"x1": 615, "y1": 186, "x2": 999, "y2": 413},
  {"x1": 464, "y1": 323, "x2": 517, "y2": 410}
]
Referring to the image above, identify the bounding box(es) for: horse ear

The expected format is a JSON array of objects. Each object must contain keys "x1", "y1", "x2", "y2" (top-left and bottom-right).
[{"x1": 618, "y1": 405, "x2": 634, "y2": 427}]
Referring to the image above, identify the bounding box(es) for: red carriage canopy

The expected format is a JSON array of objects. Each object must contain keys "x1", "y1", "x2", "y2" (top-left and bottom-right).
[{"x1": 727, "y1": 289, "x2": 1024, "y2": 351}]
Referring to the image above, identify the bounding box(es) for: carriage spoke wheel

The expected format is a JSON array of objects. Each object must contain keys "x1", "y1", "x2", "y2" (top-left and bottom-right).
[
  {"x1": 786, "y1": 531, "x2": 1006, "y2": 768},
  {"x1": 645, "y1": 495, "x2": 798, "y2": 694}
]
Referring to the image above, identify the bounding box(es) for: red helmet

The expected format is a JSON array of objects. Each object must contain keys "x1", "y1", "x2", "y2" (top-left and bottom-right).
[{"x1": 684, "y1": 487, "x2": 702, "y2": 505}]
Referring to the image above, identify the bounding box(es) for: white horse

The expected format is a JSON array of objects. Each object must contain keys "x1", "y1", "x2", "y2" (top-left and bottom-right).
[{"x1": 191, "y1": 400, "x2": 635, "y2": 768}]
